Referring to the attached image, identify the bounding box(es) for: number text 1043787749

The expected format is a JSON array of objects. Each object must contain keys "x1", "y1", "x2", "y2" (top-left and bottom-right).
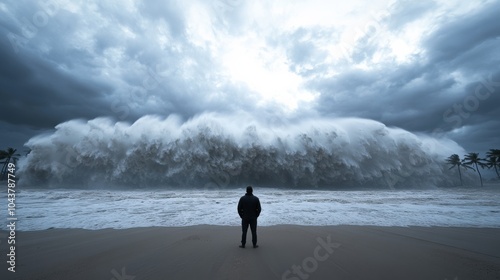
[{"x1": 6, "y1": 162, "x2": 17, "y2": 273}]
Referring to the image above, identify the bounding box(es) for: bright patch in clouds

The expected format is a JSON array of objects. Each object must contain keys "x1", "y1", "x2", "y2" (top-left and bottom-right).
[
  {"x1": 221, "y1": 36, "x2": 315, "y2": 110},
  {"x1": 1, "y1": 0, "x2": 499, "y2": 155}
]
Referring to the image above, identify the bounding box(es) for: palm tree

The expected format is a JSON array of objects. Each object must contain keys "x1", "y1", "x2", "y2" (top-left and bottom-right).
[
  {"x1": 462, "y1": 152, "x2": 487, "y2": 187},
  {"x1": 0, "y1": 148, "x2": 20, "y2": 180},
  {"x1": 486, "y1": 149, "x2": 500, "y2": 179},
  {"x1": 446, "y1": 154, "x2": 470, "y2": 186},
  {"x1": 0, "y1": 149, "x2": 8, "y2": 179}
]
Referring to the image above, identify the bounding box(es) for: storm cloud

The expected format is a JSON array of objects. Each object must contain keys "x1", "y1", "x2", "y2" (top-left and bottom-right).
[{"x1": 1, "y1": 0, "x2": 499, "y2": 159}]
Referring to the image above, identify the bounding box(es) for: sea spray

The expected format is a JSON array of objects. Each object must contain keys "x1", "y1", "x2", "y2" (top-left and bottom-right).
[{"x1": 18, "y1": 113, "x2": 467, "y2": 188}]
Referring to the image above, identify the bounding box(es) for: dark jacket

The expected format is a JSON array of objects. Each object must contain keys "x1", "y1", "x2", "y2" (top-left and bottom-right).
[{"x1": 238, "y1": 193, "x2": 261, "y2": 219}]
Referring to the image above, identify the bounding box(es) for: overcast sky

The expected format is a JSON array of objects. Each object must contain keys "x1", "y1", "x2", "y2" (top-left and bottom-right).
[{"x1": 1, "y1": 0, "x2": 499, "y2": 156}]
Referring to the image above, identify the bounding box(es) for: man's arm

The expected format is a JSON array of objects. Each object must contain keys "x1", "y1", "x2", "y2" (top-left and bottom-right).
[
  {"x1": 237, "y1": 197, "x2": 243, "y2": 218},
  {"x1": 256, "y1": 197, "x2": 261, "y2": 217}
]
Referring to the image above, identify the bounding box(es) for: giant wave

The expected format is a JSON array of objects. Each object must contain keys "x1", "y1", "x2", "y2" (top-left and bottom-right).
[{"x1": 18, "y1": 113, "x2": 467, "y2": 189}]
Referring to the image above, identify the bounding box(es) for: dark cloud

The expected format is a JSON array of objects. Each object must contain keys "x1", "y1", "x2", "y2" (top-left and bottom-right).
[
  {"x1": 0, "y1": 0, "x2": 498, "y2": 158},
  {"x1": 448, "y1": 120, "x2": 500, "y2": 156},
  {"x1": 0, "y1": 121, "x2": 45, "y2": 153},
  {"x1": 0, "y1": 1, "x2": 258, "y2": 128},
  {"x1": 307, "y1": 1, "x2": 500, "y2": 154},
  {"x1": 424, "y1": 1, "x2": 500, "y2": 64},
  {"x1": 0, "y1": 37, "x2": 113, "y2": 127}
]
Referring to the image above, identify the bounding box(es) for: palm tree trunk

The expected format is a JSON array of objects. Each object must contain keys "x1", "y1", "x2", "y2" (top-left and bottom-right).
[
  {"x1": 0, "y1": 156, "x2": 12, "y2": 180},
  {"x1": 0, "y1": 160, "x2": 8, "y2": 180},
  {"x1": 494, "y1": 165, "x2": 500, "y2": 179},
  {"x1": 475, "y1": 162, "x2": 483, "y2": 186},
  {"x1": 457, "y1": 166, "x2": 463, "y2": 186}
]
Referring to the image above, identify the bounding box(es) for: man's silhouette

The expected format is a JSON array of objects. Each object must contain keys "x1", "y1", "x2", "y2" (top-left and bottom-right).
[{"x1": 237, "y1": 186, "x2": 261, "y2": 248}]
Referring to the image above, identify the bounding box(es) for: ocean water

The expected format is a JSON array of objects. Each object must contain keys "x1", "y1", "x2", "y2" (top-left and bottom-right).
[
  {"x1": 18, "y1": 114, "x2": 469, "y2": 189},
  {"x1": 10, "y1": 114, "x2": 498, "y2": 231},
  {"x1": 7, "y1": 186, "x2": 500, "y2": 230}
]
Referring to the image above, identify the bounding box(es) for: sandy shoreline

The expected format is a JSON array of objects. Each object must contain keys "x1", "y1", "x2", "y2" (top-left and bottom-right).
[{"x1": 1, "y1": 225, "x2": 499, "y2": 280}]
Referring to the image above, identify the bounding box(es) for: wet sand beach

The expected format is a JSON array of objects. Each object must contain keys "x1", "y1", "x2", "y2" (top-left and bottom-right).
[{"x1": 1, "y1": 225, "x2": 499, "y2": 280}]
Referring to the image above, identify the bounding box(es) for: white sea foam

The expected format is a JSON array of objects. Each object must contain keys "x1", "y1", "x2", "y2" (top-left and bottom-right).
[
  {"x1": 18, "y1": 113, "x2": 469, "y2": 188},
  {"x1": 9, "y1": 186, "x2": 500, "y2": 230}
]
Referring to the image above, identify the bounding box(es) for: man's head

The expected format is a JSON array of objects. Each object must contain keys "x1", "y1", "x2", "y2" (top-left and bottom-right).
[{"x1": 246, "y1": 186, "x2": 253, "y2": 194}]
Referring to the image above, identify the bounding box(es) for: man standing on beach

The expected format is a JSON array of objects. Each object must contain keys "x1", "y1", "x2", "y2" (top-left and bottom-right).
[{"x1": 237, "y1": 186, "x2": 261, "y2": 248}]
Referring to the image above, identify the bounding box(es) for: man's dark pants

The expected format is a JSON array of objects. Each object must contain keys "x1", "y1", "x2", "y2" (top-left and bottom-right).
[{"x1": 241, "y1": 217, "x2": 257, "y2": 246}]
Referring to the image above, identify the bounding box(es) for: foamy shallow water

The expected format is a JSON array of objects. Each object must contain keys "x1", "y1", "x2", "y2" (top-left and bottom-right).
[{"x1": 6, "y1": 186, "x2": 500, "y2": 230}]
